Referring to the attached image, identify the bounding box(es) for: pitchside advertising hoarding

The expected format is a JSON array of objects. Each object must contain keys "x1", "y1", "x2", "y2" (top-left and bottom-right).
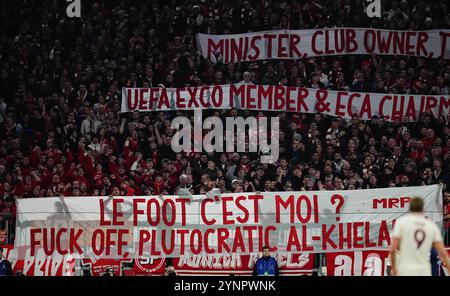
[{"x1": 5, "y1": 185, "x2": 445, "y2": 275}]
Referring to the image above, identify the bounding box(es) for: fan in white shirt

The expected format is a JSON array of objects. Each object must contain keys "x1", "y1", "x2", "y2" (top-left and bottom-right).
[{"x1": 390, "y1": 197, "x2": 450, "y2": 276}]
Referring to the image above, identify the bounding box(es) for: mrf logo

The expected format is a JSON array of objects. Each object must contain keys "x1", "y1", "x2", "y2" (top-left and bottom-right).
[
  {"x1": 373, "y1": 197, "x2": 411, "y2": 209},
  {"x1": 66, "y1": 0, "x2": 81, "y2": 18},
  {"x1": 365, "y1": 0, "x2": 381, "y2": 18}
]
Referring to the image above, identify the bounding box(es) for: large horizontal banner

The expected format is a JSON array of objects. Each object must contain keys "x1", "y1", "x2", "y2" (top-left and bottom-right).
[
  {"x1": 121, "y1": 85, "x2": 450, "y2": 122},
  {"x1": 196, "y1": 28, "x2": 450, "y2": 63},
  {"x1": 13, "y1": 185, "x2": 442, "y2": 260}
]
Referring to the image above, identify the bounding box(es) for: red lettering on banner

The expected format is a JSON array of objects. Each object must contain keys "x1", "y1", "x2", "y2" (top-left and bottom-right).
[
  {"x1": 379, "y1": 95, "x2": 391, "y2": 119},
  {"x1": 158, "y1": 88, "x2": 170, "y2": 109},
  {"x1": 211, "y1": 86, "x2": 223, "y2": 107},
  {"x1": 149, "y1": 88, "x2": 159, "y2": 109},
  {"x1": 405, "y1": 97, "x2": 417, "y2": 121},
  {"x1": 112, "y1": 198, "x2": 124, "y2": 226},
  {"x1": 392, "y1": 32, "x2": 405, "y2": 54},
  {"x1": 289, "y1": 34, "x2": 302, "y2": 58},
  {"x1": 297, "y1": 88, "x2": 309, "y2": 112},
  {"x1": 359, "y1": 94, "x2": 372, "y2": 119},
  {"x1": 378, "y1": 220, "x2": 391, "y2": 246},
  {"x1": 230, "y1": 38, "x2": 243, "y2": 62},
  {"x1": 364, "y1": 30, "x2": 376, "y2": 53},
  {"x1": 127, "y1": 89, "x2": 138, "y2": 110},
  {"x1": 99, "y1": 198, "x2": 111, "y2": 226},
  {"x1": 264, "y1": 34, "x2": 276, "y2": 58},
  {"x1": 235, "y1": 196, "x2": 250, "y2": 224},
  {"x1": 274, "y1": 86, "x2": 286, "y2": 110},
  {"x1": 199, "y1": 86, "x2": 211, "y2": 108},
  {"x1": 176, "y1": 87, "x2": 186, "y2": 108},
  {"x1": 296, "y1": 195, "x2": 312, "y2": 223},
  {"x1": 365, "y1": 222, "x2": 376, "y2": 248},
  {"x1": 248, "y1": 36, "x2": 261, "y2": 60},
  {"x1": 232, "y1": 227, "x2": 245, "y2": 253},
  {"x1": 222, "y1": 196, "x2": 235, "y2": 225},
  {"x1": 138, "y1": 89, "x2": 148, "y2": 110},
  {"x1": 92, "y1": 229, "x2": 105, "y2": 256},
  {"x1": 313, "y1": 195, "x2": 319, "y2": 223},
  {"x1": 339, "y1": 223, "x2": 352, "y2": 249},
  {"x1": 439, "y1": 97, "x2": 450, "y2": 117},
  {"x1": 117, "y1": 229, "x2": 128, "y2": 255},
  {"x1": 346, "y1": 29, "x2": 357, "y2": 52},
  {"x1": 246, "y1": 85, "x2": 257, "y2": 109},
  {"x1": 302, "y1": 225, "x2": 314, "y2": 251},
  {"x1": 322, "y1": 224, "x2": 337, "y2": 250},
  {"x1": 286, "y1": 86, "x2": 296, "y2": 112},
  {"x1": 324, "y1": 30, "x2": 334, "y2": 54},
  {"x1": 43, "y1": 228, "x2": 55, "y2": 256},
  {"x1": 138, "y1": 230, "x2": 150, "y2": 256},
  {"x1": 190, "y1": 229, "x2": 202, "y2": 255},
  {"x1": 207, "y1": 39, "x2": 224, "y2": 59},
  {"x1": 56, "y1": 228, "x2": 68, "y2": 255},
  {"x1": 178, "y1": 229, "x2": 189, "y2": 256},
  {"x1": 243, "y1": 226, "x2": 257, "y2": 252},
  {"x1": 230, "y1": 84, "x2": 245, "y2": 108},
  {"x1": 201, "y1": 198, "x2": 217, "y2": 225},
  {"x1": 175, "y1": 198, "x2": 189, "y2": 226},
  {"x1": 405, "y1": 32, "x2": 416, "y2": 55},
  {"x1": 204, "y1": 229, "x2": 215, "y2": 254},
  {"x1": 376, "y1": 31, "x2": 392, "y2": 53},
  {"x1": 286, "y1": 226, "x2": 301, "y2": 252},
  {"x1": 162, "y1": 199, "x2": 176, "y2": 226},
  {"x1": 417, "y1": 32, "x2": 429, "y2": 57},
  {"x1": 439, "y1": 32, "x2": 450, "y2": 58},
  {"x1": 147, "y1": 198, "x2": 160, "y2": 226},
  {"x1": 352, "y1": 222, "x2": 365, "y2": 248},
  {"x1": 278, "y1": 34, "x2": 289, "y2": 58},
  {"x1": 312, "y1": 30, "x2": 323, "y2": 55},
  {"x1": 258, "y1": 86, "x2": 273, "y2": 110},
  {"x1": 275, "y1": 195, "x2": 294, "y2": 223},
  {"x1": 425, "y1": 96, "x2": 438, "y2": 111},
  {"x1": 335, "y1": 29, "x2": 345, "y2": 53},
  {"x1": 186, "y1": 87, "x2": 198, "y2": 107},
  {"x1": 391, "y1": 95, "x2": 405, "y2": 121},
  {"x1": 248, "y1": 194, "x2": 263, "y2": 223},
  {"x1": 133, "y1": 198, "x2": 145, "y2": 226},
  {"x1": 243, "y1": 36, "x2": 249, "y2": 61},
  {"x1": 217, "y1": 228, "x2": 231, "y2": 253},
  {"x1": 70, "y1": 229, "x2": 83, "y2": 254},
  {"x1": 265, "y1": 226, "x2": 277, "y2": 252},
  {"x1": 347, "y1": 92, "x2": 357, "y2": 116},
  {"x1": 336, "y1": 92, "x2": 347, "y2": 116},
  {"x1": 161, "y1": 228, "x2": 175, "y2": 254}
]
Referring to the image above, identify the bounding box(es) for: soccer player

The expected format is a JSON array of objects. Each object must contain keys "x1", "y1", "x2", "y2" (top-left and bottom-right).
[{"x1": 390, "y1": 197, "x2": 450, "y2": 276}]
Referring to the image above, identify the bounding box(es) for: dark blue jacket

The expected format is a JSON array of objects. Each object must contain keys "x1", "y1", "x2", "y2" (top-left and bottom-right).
[
  {"x1": 0, "y1": 258, "x2": 12, "y2": 276},
  {"x1": 253, "y1": 256, "x2": 279, "y2": 276}
]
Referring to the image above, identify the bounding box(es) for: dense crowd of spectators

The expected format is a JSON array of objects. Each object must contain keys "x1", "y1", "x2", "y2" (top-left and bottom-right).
[{"x1": 0, "y1": 0, "x2": 449, "y2": 245}]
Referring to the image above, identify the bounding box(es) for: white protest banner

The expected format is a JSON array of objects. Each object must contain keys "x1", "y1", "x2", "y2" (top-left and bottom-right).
[
  {"x1": 121, "y1": 85, "x2": 450, "y2": 122},
  {"x1": 13, "y1": 185, "x2": 442, "y2": 259},
  {"x1": 196, "y1": 28, "x2": 450, "y2": 63}
]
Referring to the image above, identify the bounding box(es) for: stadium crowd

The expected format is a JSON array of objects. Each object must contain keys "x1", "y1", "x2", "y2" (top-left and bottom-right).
[{"x1": 0, "y1": 0, "x2": 449, "y2": 245}]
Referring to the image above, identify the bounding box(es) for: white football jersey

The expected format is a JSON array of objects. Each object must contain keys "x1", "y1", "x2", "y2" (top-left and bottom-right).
[{"x1": 392, "y1": 213, "x2": 443, "y2": 276}]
